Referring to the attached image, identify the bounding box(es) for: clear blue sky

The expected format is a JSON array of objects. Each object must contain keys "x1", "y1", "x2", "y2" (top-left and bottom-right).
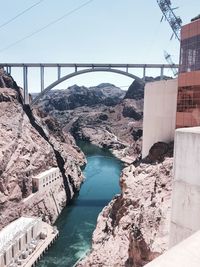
[{"x1": 0, "y1": 0, "x2": 199, "y2": 92}]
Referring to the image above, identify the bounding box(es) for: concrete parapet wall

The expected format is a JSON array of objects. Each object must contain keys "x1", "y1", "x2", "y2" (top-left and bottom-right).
[
  {"x1": 145, "y1": 230, "x2": 200, "y2": 267},
  {"x1": 170, "y1": 127, "x2": 200, "y2": 247},
  {"x1": 142, "y1": 79, "x2": 178, "y2": 158}
]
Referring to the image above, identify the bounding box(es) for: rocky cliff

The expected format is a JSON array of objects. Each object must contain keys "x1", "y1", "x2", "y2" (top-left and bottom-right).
[
  {"x1": 77, "y1": 143, "x2": 173, "y2": 267},
  {"x1": 35, "y1": 82, "x2": 144, "y2": 162},
  {"x1": 0, "y1": 70, "x2": 85, "y2": 230},
  {"x1": 37, "y1": 83, "x2": 125, "y2": 112}
]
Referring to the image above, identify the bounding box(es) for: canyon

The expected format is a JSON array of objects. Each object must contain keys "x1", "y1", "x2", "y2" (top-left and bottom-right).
[
  {"x1": 36, "y1": 81, "x2": 144, "y2": 162},
  {"x1": 0, "y1": 69, "x2": 173, "y2": 267},
  {"x1": 77, "y1": 145, "x2": 173, "y2": 267},
  {"x1": 35, "y1": 79, "x2": 173, "y2": 266}
]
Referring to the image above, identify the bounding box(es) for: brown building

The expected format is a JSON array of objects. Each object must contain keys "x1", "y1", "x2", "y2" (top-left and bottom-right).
[{"x1": 176, "y1": 17, "x2": 200, "y2": 128}]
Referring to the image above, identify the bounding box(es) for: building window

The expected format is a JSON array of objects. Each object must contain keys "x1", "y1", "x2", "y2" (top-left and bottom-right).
[
  {"x1": 25, "y1": 233, "x2": 28, "y2": 244},
  {"x1": 176, "y1": 85, "x2": 200, "y2": 128},
  {"x1": 180, "y1": 34, "x2": 200, "y2": 73},
  {"x1": 31, "y1": 228, "x2": 34, "y2": 238},
  {"x1": 19, "y1": 239, "x2": 21, "y2": 251}
]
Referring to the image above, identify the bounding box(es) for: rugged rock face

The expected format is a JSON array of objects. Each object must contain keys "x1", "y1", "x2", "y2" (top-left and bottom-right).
[
  {"x1": 124, "y1": 76, "x2": 173, "y2": 101},
  {"x1": 37, "y1": 83, "x2": 125, "y2": 112},
  {"x1": 0, "y1": 75, "x2": 85, "y2": 230},
  {"x1": 35, "y1": 83, "x2": 143, "y2": 162},
  {"x1": 0, "y1": 68, "x2": 18, "y2": 89},
  {"x1": 77, "y1": 144, "x2": 173, "y2": 267},
  {"x1": 124, "y1": 80, "x2": 144, "y2": 100}
]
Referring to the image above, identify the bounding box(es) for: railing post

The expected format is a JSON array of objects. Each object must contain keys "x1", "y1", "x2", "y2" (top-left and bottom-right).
[
  {"x1": 75, "y1": 64, "x2": 77, "y2": 72},
  {"x1": 126, "y1": 64, "x2": 129, "y2": 73},
  {"x1": 23, "y1": 65, "x2": 29, "y2": 104},
  {"x1": 40, "y1": 65, "x2": 44, "y2": 92}
]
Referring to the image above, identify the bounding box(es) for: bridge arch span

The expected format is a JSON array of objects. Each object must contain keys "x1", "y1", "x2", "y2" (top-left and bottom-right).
[{"x1": 31, "y1": 67, "x2": 144, "y2": 106}]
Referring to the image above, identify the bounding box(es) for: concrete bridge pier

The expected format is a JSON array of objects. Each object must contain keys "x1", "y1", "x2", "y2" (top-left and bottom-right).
[
  {"x1": 40, "y1": 65, "x2": 44, "y2": 92},
  {"x1": 23, "y1": 65, "x2": 29, "y2": 104},
  {"x1": 6, "y1": 66, "x2": 11, "y2": 75}
]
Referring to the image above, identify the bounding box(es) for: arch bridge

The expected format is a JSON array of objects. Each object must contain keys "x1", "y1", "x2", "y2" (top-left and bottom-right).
[{"x1": 1, "y1": 63, "x2": 179, "y2": 105}]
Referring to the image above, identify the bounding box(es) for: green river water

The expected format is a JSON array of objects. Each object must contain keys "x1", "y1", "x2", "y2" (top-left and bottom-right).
[{"x1": 36, "y1": 141, "x2": 122, "y2": 267}]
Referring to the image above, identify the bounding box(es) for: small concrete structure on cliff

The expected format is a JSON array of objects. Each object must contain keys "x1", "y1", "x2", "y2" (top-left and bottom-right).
[
  {"x1": 0, "y1": 217, "x2": 41, "y2": 267},
  {"x1": 32, "y1": 167, "x2": 62, "y2": 192},
  {"x1": 0, "y1": 217, "x2": 58, "y2": 267}
]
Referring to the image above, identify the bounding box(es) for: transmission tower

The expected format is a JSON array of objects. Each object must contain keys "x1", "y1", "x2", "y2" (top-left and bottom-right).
[
  {"x1": 157, "y1": 0, "x2": 182, "y2": 41},
  {"x1": 164, "y1": 50, "x2": 178, "y2": 76}
]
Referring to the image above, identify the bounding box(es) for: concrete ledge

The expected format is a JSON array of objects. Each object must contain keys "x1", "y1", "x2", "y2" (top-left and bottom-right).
[
  {"x1": 170, "y1": 127, "x2": 200, "y2": 247},
  {"x1": 145, "y1": 230, "x2": 200, "y2": 267}
]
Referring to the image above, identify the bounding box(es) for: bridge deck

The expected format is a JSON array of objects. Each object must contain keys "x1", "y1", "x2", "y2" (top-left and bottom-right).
[{"x1": 0, "y1": 63, "x2": 179, "y2": 68}]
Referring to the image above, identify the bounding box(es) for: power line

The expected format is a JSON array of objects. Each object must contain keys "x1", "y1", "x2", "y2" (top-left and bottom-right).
[
  {"x1": 0, "y1": 0, "x2": 95, "y2": 53},
  {"x1": 0, "y1": 0, "x2": 45, "y2": 30}
]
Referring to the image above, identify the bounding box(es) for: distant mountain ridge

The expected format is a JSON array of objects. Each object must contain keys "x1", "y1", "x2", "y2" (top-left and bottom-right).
[{"x1": 36, "y1": 83, "x2": 126, "y2": 112}]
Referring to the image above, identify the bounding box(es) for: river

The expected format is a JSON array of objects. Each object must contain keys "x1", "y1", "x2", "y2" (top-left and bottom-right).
[{"x1": 36, "y1": 142, "x2": 123, "y2": 267}]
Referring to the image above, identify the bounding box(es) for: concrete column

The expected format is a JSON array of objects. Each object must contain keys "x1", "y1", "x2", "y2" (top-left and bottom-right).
[
  {"x1": 33, "y1": 223, "x2": 38, "y2": 238},
  {"x1": 6, "y1": 246, "x2": 12, "y2": 266},
  {"x1": 143, "y1": 66, "x2": 146, "y2": 81},
  {"x1": 40, "y1": 65, "x2": 44, "y2": 92},
  {"x1": 0, "y1": 253, "x2": 5, "y2": 267},
  {"x1": 170, "y1": 127, "x2": 200, "y2": 247},
  {"x1": 23, "y1": 66, "x2": 29, "y2": 104},
  {"x1": 57, "y1": 65, "x2": 61, "y2": 80},
  {"x1": 160, "y1": 66, "x2": 164, "y2": 79},
  {"x1": 27, "y1": 228, "x2": 32, "y2": 243},
  {"x1": 14, "y1": 240, "x2": 19, "y2": 256},
  {"x1": 21, "y1": 235, "x2": 26, "y2": 248},
  {"x1": 6, "y1": 66, "x2": 11, "y2": 75}
]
